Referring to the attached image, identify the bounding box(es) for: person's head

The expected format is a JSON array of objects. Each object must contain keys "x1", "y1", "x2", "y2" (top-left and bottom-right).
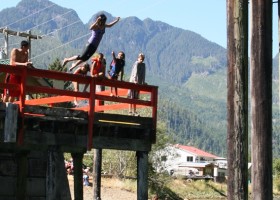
[
  {"x1": 98, "y1": 14, "x2": 107, "y2": 26},
  {"x1": 98, "y1": 53, "x2": 104, "y2": 61},
  {"x1": 81, "y1": 63, "x2": 90, "y2": 72},
  {"x1": 21, "y1": 40, "x2": 29, "y2": 50},
  {"x1": 102, "y1": 56, "x2": 106, "y2": 67},
  {"x1": 138, "y1": 53, "x2": 145, "y2": 62},
  {"x1": 117, "y1": 51, "x2": 125, "y2": 60}
]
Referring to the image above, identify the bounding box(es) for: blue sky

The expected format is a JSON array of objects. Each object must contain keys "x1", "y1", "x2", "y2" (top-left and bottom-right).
[{"x1": 0, "y1": 0, "x2": 279, "y2": 56}]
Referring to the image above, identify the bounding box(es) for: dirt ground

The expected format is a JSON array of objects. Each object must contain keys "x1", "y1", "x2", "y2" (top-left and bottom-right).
[{"x1": 68, "y1": 175, "x2": 137, "y2": 200}]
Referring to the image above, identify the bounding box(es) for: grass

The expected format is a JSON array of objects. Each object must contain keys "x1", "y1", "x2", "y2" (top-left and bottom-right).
[{"x1": 101, "y1": 175, "x2": 228, "y2": 200}]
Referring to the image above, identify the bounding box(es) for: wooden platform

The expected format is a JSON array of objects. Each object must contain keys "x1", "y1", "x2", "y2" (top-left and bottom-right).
[{"x1": 1, "y1": 103, "x2": 155, "y2": 152}]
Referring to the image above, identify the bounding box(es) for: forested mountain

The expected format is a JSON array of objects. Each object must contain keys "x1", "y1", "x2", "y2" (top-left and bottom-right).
[{"x1": 0, "y1": 0, "x2": 279, "y2": 157}]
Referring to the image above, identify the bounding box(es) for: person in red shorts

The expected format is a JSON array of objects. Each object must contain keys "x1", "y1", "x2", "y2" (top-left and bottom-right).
[{"x1": 3, "y1": 40, "x2": 33, "y2": 103}]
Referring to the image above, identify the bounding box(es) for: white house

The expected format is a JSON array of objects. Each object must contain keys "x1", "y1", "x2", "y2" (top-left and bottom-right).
[{"x1": 153, "y1": 144, "x2": 227, "y2": 182}]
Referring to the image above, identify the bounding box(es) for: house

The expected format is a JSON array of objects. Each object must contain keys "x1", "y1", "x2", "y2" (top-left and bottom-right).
[{"x1": 153, "y1": 144, "x2": 227, "y2": 182}]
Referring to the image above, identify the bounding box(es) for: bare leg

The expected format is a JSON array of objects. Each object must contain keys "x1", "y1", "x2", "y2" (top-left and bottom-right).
[
  {"x1": 129, "y1": 104, "x2": 132, "y2": 115},
  {"x1": 110, "y1": 87, "x2": 114, "y2": 96},
  {"x1": 62, "y1": 55, "x2": 79, "y2": 67},
  {"x1": 73, "y1": 82, "x2": 79, "y2": 106},
  {"x1": 133, "y1": 104, "x2": 139, "y2": 116},
  {"x1": 69, "y1": 60, "x2": 83, "y2": 71},
  {"x1": 2, "y1": 95, "x2": 8, "y2": 103},
  {"x1": 115, "y1": 87, "x2": 118, "y2": 97}
]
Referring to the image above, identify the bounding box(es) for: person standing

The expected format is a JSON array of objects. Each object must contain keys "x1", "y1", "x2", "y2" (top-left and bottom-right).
[
  {"x1": 62, "y1": 14, "x2": 120, "y2": 71},
  {"x1": 108, "y1": 51, "x2": 125, "y2": 96},
  {"x1": 3, "y1": 40, "x2": 33, "y2": 102},
  {"x1": 128, "y1": 53, "x2": 146, "y2": 116}
]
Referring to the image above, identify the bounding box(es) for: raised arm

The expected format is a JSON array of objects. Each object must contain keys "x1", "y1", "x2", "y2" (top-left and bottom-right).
[
  {"x1": 89, "y1": 16, "x2": 102, "y2": 30},
  {"x1": 111, "y1": 51, "x2": 116, "y2": 62},
  {"x1": 105, "y1": 17, "x2": 120, "y2": 28}
]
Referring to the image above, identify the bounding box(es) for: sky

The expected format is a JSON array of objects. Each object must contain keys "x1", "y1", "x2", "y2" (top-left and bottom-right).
[{"x1": 0, "y1": 0, "x2": 279, "y2": 56}]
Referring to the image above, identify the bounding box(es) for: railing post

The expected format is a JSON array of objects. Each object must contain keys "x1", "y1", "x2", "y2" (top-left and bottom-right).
[
  {"x1": 87, "y1": 77, "x2": 96, "y2": 150},
  {"x1": 151, "y1": 87, "x2": 158, "y2": 143},
  {"x1": 18, "y1": 67, "x2": 27, "y2": 145}
]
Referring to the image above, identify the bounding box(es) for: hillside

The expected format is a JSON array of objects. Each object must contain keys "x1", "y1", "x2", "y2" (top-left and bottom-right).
[{"x1": 0, "y1": 0, "x2": 279, "y2": 157}]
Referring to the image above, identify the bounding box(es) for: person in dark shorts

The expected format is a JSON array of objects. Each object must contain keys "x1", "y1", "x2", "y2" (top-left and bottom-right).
[{"x1": 62, "y1": 13, "x2": 120, "y2": 71}]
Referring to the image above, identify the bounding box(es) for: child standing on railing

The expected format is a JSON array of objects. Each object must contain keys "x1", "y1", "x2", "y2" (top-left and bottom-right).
[{"x1": 127, "y1": 53, "x2": 146, "y2": 116}]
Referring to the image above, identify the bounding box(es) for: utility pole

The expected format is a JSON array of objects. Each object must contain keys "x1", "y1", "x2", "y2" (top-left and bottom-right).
[
  {"x1": 0, "y1": 27, "x2": 42, "y2": 60},
  {"x1": 226, "y1": 0, "x2": 249, "y2": 199},
  {"x1": 250, "y1": 0, "x2": 273, "y2": 199}
]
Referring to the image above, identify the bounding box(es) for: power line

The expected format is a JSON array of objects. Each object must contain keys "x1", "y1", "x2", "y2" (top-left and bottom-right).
[
  {"x1": 23, "y1": 10, "x2": 74, "y2": 32},
  {"x1": 31, "y1": 32, "x2": 91, "y2": 60},
  {"x1": 41, "y1": 20, "x2": 81, "y2": 37},
  {"x1": 2, "y1": 3, "x2": 55, "y2": 28}
]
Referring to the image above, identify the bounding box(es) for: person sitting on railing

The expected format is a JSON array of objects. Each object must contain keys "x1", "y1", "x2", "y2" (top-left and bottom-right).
[
  {"x1": 107, "y1": 51, "x2": 125, "y2": 96},
  {"x1": 72, "y1": 62, "x2": 90, "y2": 106},
  {"x1": 91, "y1": 53, "x2": 105, "y2": 78},
  {"x1": 3, "y1": 40, "x2": 33, "y2": 103},
  {"x1": 127, "y1": 53, "x2": 146, "y2": 116},
  {"x1": 91, "y1": 53, "x2": 106, "y2": 92},
  {"x1": 82, "y1": 53, "x2": 106, "y2": 93}
]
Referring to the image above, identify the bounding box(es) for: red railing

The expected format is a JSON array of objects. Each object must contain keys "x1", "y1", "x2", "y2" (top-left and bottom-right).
[{"x1": 0, "y1": 64, "x2": 158, "y2": 149}]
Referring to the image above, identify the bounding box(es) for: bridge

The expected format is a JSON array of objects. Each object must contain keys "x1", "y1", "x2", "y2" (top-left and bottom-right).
[{"x1": 0, "y1": 64, "x2": 158, "y2": 200}]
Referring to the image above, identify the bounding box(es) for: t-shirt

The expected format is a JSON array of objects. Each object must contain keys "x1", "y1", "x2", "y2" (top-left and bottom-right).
[
  {"x1": 91, "y1": 58, "x2": 103, "y2": 75},
  {"x1": 109, "y1": 58, "x2": 125, "y2": 78}
]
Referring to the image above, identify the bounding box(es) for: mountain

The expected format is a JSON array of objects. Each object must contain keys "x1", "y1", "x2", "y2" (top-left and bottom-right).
[{"x1": 0, "y1": 0, "x2": 279, "y2": 157}]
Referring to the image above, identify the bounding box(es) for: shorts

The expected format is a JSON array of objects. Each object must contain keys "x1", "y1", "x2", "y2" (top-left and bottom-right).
[
  {"x1": 4, "y1": 74, "x2": 21, "y2": 97},
  {"x1": 77, "y1": 43, "x2": 98, "y2": 62}
]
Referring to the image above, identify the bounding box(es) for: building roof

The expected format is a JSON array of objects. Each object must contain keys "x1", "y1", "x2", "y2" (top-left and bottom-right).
[
  {"x1": 175, "y1": 144, "x2": 219, "y2": 159},
  {"x1": 177, "y1": 162, "x2": 214, "y2": 168}
]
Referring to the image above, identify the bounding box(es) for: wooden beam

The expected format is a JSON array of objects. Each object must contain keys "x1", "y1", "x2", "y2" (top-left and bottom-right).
[
  {"x1": 93, "y1": 149, "x2": 102, "y2": 199},
  {"x1": 137, "y1": 151, "x2": 148, "y2": 200},
  {"x1": 72, "y1": 153, "x2": 84, "y2": 200},
  {"x1": 0, "y1": 28, "x2": 42, "y2": 40},
  {"x1": 4, "y1": 103, "x2": 18, "y2": 143},
  {"x1": 16, "y1": 152, "x2": 28, "y2": 200}
]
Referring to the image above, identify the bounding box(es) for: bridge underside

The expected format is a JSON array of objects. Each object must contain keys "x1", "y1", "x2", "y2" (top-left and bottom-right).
[{"x1": 1, "y1": 103, "x2": 155, "y2": 152}]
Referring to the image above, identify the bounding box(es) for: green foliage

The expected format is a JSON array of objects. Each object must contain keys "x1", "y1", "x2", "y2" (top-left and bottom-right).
[
  {"x1": 102, "y1": 150, "x2": 137, "y2": 177},
  {"x1": 274, "y1": 159, "x2": 280, "y2": 177}
]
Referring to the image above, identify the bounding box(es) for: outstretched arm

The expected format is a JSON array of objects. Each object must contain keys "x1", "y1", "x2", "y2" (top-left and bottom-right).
[
  {"x1": 105, "y1": 17, "x2": 120, "y2": 28},
  {"x1": 111, "y1": 51, "x2": 116, "y2": 62}
]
